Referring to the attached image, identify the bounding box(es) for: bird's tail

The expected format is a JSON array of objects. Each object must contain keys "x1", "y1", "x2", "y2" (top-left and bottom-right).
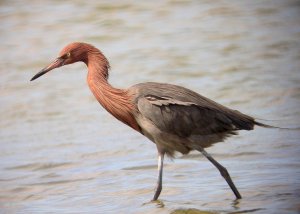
[
  {"x1": 254, "y1": 121, "x2": 300, "y2": 130},
  {"x1": 254, "y1": 121, "x2": 277, "y2": 128}
]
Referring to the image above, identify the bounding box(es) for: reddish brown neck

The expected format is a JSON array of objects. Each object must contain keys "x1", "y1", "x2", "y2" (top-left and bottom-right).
[{"x1": 85, "y1": 51, "x2": 140, "y2": 132}]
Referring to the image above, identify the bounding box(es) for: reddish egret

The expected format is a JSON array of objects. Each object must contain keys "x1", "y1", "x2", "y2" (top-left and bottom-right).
[{"x1": 31, "y1": 42, "x2": 272, "y2": 200}]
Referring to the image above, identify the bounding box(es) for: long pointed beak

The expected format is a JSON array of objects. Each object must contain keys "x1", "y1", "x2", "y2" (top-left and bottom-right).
[{"x1": 31, "y1": 58, "x2": 65, "y2": 81}]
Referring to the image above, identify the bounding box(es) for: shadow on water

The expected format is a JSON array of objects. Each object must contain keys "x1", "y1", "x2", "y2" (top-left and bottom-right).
[
  {"x1": 143, "y1": 200, "x2": 216, "y2": 213},
  {"x1": 168, "y1": 202, "x2": 265, "y2": 214},
  {"x1": 142, "y1": 198, "x2": 266, "y2": 214},
  {"x1": 170, "y1": 208, "x2": 216, "y2": 214}
]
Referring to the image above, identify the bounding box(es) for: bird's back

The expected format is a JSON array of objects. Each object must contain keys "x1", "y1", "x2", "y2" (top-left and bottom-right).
[{"x1": 129, "y1": 82, "x2": 264, "y2": 156}]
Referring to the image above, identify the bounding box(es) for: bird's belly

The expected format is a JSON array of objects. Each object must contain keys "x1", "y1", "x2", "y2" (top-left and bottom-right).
[
  {"x1": 135, "y1": 115, "x2": 192, "y2": 157},
  {"x1": 135, "y1": 114, "x2": 229, "y2": 157}
]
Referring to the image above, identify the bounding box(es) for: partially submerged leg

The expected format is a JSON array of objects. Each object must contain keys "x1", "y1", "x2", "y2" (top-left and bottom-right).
[
  {"x1": 152, "y1": 152, "x2": 165, "y2": 201},
  {"x1": 198, "y1": 147, "x2": 242, "y2": 199}
]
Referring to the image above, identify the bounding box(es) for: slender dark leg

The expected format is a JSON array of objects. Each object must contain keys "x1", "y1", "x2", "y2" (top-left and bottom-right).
[
  {"x1": 198, "y1": 147, "x2": 242, "y2": 199},
  {"x1": 152, "y1": 152, "x2": 165, "y2": 201}
]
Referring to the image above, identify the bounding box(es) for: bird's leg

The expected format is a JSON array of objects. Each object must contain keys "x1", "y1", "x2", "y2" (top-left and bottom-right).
[
  {"x1": 152, "y1": 152, "x2": 165, "y2": 201},
  {"x1": 198, "y1": 147, "x2": 242, "y2": 199}
]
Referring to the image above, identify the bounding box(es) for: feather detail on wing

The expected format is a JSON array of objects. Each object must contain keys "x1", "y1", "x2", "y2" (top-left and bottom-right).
[{"x1": 133, "y1": 81, "x2": 263, "y2": 136}]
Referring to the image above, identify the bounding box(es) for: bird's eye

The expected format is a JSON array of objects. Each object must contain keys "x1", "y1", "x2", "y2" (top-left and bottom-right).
[{"x1": 60, "y1": 52, "x2": 71, "y2": 59}]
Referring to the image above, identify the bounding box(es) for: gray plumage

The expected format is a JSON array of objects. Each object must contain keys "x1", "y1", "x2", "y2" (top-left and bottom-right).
[{"x1": 131, "y1": 82, "x2": 265, "y2": 157}]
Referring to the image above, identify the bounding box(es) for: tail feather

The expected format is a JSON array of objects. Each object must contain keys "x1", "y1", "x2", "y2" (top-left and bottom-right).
[
  {"x1": 226, "y1": 109, "x2": 298, "y2": 130},
  {"x1": 229, "y1": 111, "x2": 297, "y2": 130},
  {"x1": 254, "y1": 121, "x2": 300, "y2": 130},
  {"x1": 254, "y1": 121, "x2": 277, "y2": 128}
]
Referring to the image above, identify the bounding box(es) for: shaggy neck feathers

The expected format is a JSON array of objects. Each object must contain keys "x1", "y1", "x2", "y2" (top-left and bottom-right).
[{"x1": 83, "y1": 47, "x2": 140, "y2": 132}]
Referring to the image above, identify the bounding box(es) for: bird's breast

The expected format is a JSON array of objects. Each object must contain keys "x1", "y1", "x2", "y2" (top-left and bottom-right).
[{"x1": 87, "y1": 77, "x2": 141, "y2": 132}]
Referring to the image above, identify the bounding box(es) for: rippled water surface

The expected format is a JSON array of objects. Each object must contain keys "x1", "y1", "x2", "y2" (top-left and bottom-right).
[{"x1": 1, "y1": 0, "x2": 300, "y2": 213}]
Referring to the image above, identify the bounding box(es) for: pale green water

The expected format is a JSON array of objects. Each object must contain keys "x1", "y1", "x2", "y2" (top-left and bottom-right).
[{"x1": 1, "y1": 1, "x2": 300, "y2": 213}]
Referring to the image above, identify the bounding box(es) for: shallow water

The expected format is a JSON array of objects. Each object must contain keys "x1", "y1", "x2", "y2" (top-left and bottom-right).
[{"x1": 1, "y1": 0, "x2": 300, "y2": 213}]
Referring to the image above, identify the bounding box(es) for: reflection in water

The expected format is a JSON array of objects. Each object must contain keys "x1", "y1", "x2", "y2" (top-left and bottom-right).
[
  {"x1": 1, "y1": 0, "x2": 300, "y2": 213},
  {"x1": 171, "y1": 208, "x2": 216, "y2": 214}
]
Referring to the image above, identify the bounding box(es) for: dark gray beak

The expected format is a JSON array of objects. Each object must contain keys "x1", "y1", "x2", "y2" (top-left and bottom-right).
[{"x1": 31, "y1": 58, "x2": 65, "y2": 81}]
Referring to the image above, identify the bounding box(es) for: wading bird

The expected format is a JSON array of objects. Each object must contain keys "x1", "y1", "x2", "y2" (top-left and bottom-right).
[{"x1": 31, "y1": 42, "x2": 272, "y2": 200}]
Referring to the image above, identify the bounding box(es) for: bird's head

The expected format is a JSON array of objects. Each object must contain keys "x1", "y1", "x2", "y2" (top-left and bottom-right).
[{"x1": 31, "y1": 42, "x2": 91, "y2": 81}]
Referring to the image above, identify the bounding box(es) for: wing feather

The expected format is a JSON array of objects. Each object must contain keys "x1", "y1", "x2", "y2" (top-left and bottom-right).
[
  {"x1": 132, "y1": 82, "x2": 256, "y2": 139},
  {"x1": 137, "y1": 95, "x2": 237, "y2": 138}
]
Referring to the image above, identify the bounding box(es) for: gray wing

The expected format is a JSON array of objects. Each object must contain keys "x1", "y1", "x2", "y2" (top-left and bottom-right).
[
  {"x1": 137, "y1": 95, "x2": 237, "y2": 138},
  {"x1": 132, "y1": 82, "x2": 258, "y2": 138}
]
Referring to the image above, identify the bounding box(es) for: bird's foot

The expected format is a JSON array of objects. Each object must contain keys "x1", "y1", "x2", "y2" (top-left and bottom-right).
[{"x1": 142, "y1": 199, "x2": 165, "y2": 208}]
